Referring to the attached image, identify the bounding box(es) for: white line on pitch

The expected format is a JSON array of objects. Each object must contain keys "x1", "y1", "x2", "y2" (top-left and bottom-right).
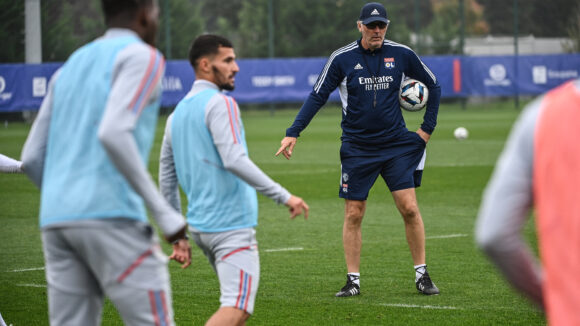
[
  {"x1": 380, "y1": 303, "x2": 460, "y2": 310},
  {"x1": 426, "y1": 234, "x2": 468, "y2": 239},
  {"x1": 16, "y1": 283, "x2": 46, "y2": 288},
  {"x1": 263, "y1": 247, "x2": 304, "y2": 252},
  {"x1": 9, "y1": 267, "x2": 45, "y2": 272}
]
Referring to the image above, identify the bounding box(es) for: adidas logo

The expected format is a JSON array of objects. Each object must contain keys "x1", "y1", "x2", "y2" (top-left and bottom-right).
[
  {"x1": 354, "y1": 63, "x2": 363, "y2": 70},
  {"x1": 371, "y1": 9, "x2": 380, "y2": 16}
]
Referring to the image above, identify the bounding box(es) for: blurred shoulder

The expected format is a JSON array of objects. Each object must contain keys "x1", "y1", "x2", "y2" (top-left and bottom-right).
[{"x1": 119, "y1": 41, "x2": 164, "y2": 64}]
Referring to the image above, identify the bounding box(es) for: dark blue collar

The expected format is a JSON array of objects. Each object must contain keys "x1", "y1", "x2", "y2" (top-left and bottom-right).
[{"x1": 357, "y1": 38, "x2": 384, "y2": 54}]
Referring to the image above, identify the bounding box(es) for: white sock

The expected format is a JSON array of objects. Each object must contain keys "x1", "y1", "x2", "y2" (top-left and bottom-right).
[
  {"x1": 414, "y1": 264, "x2": 426, "y2": 282},
  {"x1": 347, "y1": 272, "x2": 360, "y2": 286},
  {"x1": 0, "y1": 312, "x2": 7, "y2": 326}
]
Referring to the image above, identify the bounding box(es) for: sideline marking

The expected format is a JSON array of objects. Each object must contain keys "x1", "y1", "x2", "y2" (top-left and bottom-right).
[
  {"x1": 263, "y1": 247, "x2": 304, "y2": 253},
  {"x1": 426, "y1": 234, "x2": 468, "y2": 240},
  {"x1": 380, "y1": 303, "x2": 460, "y2": 310},
  {"x1": 16, "y1": 284, "x2": 46, "y2": 288},
  {"x1": 9, "y1": 267, "x2": 45, "y2": 272}
]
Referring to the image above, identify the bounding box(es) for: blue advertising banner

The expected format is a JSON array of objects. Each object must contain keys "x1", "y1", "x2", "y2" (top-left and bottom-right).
[
  {"x1": 461, "y1": 54, "x2": 580, "y2": 97},
  {"x1": 231, "y1": 57, "x2": 340, "y2": 103},
  {"x1": 162, "y1": 58, "x2": 340, "y2": 106},
  {"x1": 0, "y1": 54, "x2": 578, "y2": 112},
  {"x1": 518, "y1": 54, "x2": 580, "y2": 94}
]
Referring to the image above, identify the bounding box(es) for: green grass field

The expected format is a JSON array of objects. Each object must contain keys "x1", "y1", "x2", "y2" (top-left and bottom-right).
[{"x1": 0, "y1": 102, "x2": 545, "y2": 325}]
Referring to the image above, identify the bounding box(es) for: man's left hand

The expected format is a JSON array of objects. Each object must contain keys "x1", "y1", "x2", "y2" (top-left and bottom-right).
[{"x1": 416, "y1": 128, "x2": 430, "y2": 143}]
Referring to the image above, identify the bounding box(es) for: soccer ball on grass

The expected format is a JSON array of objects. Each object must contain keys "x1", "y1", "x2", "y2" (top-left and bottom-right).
[
  {"x1": 399, "y1": 78, "x2": 429, "y2": 112},
  {"x1": 454, "y1": 127, "x2": 469, "y2": 140}
]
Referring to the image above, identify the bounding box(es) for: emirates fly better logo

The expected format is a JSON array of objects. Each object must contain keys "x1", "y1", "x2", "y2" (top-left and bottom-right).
[{"x1": 358, "y1": 75, "x2": 393, "y2": 91}]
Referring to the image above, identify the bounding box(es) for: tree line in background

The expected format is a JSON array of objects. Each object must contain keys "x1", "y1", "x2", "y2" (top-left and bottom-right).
[{"x1": 1, "y1": 0, "x2": 579, "y2": 63}]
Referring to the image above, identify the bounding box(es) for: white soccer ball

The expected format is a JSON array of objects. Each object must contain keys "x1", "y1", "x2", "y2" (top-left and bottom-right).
[
  {"x1": 399, "y1": 78, "x2": 429, "y2": 112},
  {"x1": 454, "y1": 127, "x2": 469, "y2": 140}
]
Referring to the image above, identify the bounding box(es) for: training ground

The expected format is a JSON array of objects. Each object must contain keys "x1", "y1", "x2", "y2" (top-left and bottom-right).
[{"x1": 0, "y1": 102, "x2": 545, "y2": 325}]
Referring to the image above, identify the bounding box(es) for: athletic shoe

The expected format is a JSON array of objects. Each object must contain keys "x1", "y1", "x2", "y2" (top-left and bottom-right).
[
  {"x1": 335, "y1": 276, "x2": 360, "y2": 297},
  {"x1": 416, "y1": 271, "x2": 439, "y2": 295}
]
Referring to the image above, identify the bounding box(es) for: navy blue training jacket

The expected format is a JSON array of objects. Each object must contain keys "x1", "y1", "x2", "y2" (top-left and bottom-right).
[{"x1": 286, "y1": 38, "x2": 441, "y2": 145}]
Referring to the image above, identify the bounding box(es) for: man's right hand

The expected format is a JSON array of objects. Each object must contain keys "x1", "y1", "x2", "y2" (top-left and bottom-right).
[
  {"x1": 169, "y1": 238, "x2": 192, "y2": 269},
  {"x1": 285, "y1": 195, "x2": 309, "y2": 219},
  {"x1": 275, "y1": 137, "x2": 297, "y2": 160}
]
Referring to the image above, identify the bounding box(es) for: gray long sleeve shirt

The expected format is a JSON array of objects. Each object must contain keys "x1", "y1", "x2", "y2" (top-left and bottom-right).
[
  {"x1": 159, "y1": 80, "x2": 291, "y2": 215},
  {"x1": 475, "y1": 96, "x2": 543, "y2": 307},
  {"x1": 21, "y1": 29, "x2": 186, "y2": 237}
]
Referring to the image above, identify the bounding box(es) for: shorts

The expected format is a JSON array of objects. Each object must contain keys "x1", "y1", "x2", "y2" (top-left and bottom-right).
[
  {"x1": 190, "y1": 227, "x2": 259, "y2": 315},
  {"x1": 42, "y1": 219, "x2": 174, "y2": 326},
  {"x1": 339, "y1": 131, "x2": 427, "y2": 200}
]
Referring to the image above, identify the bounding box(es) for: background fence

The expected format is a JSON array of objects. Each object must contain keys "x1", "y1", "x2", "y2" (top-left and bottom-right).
[{"x1": 1, "y1": 0, "x2": 579, "y2": 112}]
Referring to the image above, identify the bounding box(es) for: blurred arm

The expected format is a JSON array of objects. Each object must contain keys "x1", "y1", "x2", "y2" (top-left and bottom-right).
[
  {"x1": 21, "y1": 70, "x2": 60, "y2": 187},
  {"x1": 158, "y1": 113, "x2": 182, "y2": 213},
  {"x1": 97, "y1": 44, "x2": 186, "y2": 242},
  {"x1": 475, "y1": 97, "x2": 544, "y2": 308},
  {"x1": 0, "y1": 153, "x2": 22, "y2": 174}
]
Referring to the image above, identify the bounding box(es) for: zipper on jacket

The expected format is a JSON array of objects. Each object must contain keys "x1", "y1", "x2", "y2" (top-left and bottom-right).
[{"x1": 362, "y1": 52, "x2": 382, "y2": 108}]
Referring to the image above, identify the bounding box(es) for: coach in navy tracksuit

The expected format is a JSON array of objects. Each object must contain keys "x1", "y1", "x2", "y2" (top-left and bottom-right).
[{"x1": 276, "y1": 2, "x2": 441, "y2": 297}]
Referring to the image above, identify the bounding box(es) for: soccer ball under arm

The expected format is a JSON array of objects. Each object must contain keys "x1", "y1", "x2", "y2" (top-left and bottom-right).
[{"x1": 399, "y1": 78, "x2": 429, "y2": 112}]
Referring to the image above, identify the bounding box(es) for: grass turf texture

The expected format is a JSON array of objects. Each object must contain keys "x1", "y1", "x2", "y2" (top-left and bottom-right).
[{"x1": 0, "y1": 101, "x2": 545, "y2": 325}]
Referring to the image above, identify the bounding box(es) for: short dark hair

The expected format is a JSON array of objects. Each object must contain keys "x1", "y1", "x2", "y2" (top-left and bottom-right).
[
  {"x1": 188, "y1": 34, "x2": 233, "y2": 70},
  {"x1": 101, "y1": 0, "x2": 152, "y2": 24}
]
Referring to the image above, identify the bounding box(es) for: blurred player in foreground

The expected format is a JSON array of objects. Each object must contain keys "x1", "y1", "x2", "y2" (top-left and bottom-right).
[
  {"x1": 159, "y1": 34, "x2": 309, "y2": 326},
  {"x1": 477, "y1": 78, "x2": 580, "y2": 326},
  {"x1": 0, "y1": 153, "x2": 22, "y2": 173},
  {"x1": 20, "y1": 1, "x2": 190, "y2": 325},
  {"x1": 276, "y1": 2, "x2": 441, "y2": 296}
]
